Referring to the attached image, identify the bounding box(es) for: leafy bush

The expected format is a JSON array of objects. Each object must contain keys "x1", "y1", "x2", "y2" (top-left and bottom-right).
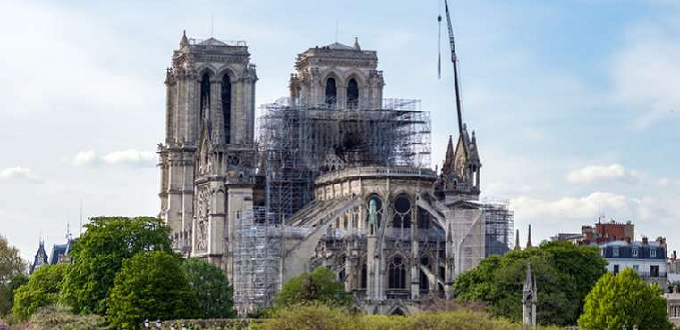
[
  {"x1": 106, "y1": 251, "x2": 198, "y2": 329},
  {"x1": 12, "y1": 264, "x2": 69, "y2": 321},
  {"x1": 27, "y1": 305, "x2": 105, "y2": 330},
  {"x1": 253, "y1": 304, "x2": 566, "y2": 330},
  {"x1": 181, "y1": 258, "x2": 235, "y2": 319},
  {"x1": 274, "y1": 267, "x2": 351, "y2": 308},
  {"x1": 252, "y1": 304, "x2": 357, "y2": 330}
]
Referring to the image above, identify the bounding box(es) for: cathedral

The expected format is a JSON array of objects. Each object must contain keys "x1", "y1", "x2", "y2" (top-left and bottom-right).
[{"x1": 157, "y1": 31, "x2": 513, "y2": 316}]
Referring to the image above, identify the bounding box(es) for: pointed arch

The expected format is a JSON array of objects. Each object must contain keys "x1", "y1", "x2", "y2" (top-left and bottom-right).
[
  {"x1": 325, "y1": 77, "x2": 337, "y2": 106},
  {"x1": 221, "y1": 73, "x2": 232, "y2": 144},
  {"x1": 347, "y1": 78, "x2": 359, "y2": 109},
  {"x1": 199, "y1": 72, "x2": 211, "y2": 121},
  {"x1": 388, "y1": 253, "x2": 408, "y2": 289}
]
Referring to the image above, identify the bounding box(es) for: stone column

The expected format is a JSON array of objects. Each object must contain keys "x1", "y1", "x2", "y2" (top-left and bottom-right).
[{"x1": 410, "y1": 198, "x2": 420, "y2": 300}]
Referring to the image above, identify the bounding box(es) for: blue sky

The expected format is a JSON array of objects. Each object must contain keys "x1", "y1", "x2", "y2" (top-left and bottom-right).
[{"x1": 1, "y1": 0, "x2": 679, "y2": 261}]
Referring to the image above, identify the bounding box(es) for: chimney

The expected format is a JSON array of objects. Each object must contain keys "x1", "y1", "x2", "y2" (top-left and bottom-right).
[
  {"x1": 642, "y1": 236, "x2": 648, "y2": 245},
  {"x1": 673, "y1": 250, "x2": 677, "y2": 260}
]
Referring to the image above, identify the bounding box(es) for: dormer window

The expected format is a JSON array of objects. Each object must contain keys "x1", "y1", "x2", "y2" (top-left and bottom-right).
[
  {"x1": 651, "y1": 249, "x2": 657, "y2": 258},
  {"x1": 613, "y1": 247, "x2": 619, "y2": 257},
  {"x1": 632, "y1": 248, "x2": 639, "y2": 258}
]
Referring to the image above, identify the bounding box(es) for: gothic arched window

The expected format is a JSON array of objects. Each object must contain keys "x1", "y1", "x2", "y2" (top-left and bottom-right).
[
  {"x1": 392, "y1": 194, "x2": 412, "y2": 230},
  {"x1": 347, "y1": 78, "x2": 359, "y2": 109},
  {"x1": 388, "y1": 255, "x2": 407, "y2": 289},
  {"x1": 325, "y1": 77, "x2": 337, "y2": 106},
  {"x1": 221, "y1": 74, "x2": 232, "y2": 144},
  {"x1": 199, "y1": 73, "x2": 211, "y2": 120}
]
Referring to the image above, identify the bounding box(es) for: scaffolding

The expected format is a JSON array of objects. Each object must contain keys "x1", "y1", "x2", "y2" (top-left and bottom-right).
[
  {"x1": 258, "y1": 97, "x2": 432, "y2": 220},
  {"x1": 480, "y1": 199, "x2": 515, "y2": 257},
  {"x1": 232, "y1": 207, "x2": 281, "y2": 316}
]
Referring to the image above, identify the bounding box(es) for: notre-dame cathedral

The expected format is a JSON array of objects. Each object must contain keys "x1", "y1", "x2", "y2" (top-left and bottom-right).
[{"x1": 157, "y1": 31, "x2": 513, "y2": 316}]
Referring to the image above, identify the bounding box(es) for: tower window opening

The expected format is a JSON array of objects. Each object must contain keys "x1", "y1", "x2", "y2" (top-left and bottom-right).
[
  {"x1": 360, "y1": 262, "x2": 367, "y2": 289},
  {"x1": 199, "y1": 73, "x2": 211, "y2": 121},
  {"x1": 347, "y1": 78, "x2": 359, "y2": 109},
  {"x1": 325, "y1": 78, "x2": 337, "y2": 106},
  {"x1": 221, "y1": 75, "x2": 232, "y2": 144}
]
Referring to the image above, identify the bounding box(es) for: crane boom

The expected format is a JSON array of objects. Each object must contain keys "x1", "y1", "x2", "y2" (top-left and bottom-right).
[{"x1": 444, "y1": 0, "x2": 464, "y2": 139}]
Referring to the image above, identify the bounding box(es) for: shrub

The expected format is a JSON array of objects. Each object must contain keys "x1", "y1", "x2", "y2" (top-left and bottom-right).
[{"x1": 27, "y1": 305, "x2": 105, "y2": 330}]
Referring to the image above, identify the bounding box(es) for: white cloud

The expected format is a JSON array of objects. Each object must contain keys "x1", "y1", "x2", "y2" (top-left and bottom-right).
[
  {"x1": 567, "y1": 164, "x2": 641, "y2": 184},
  {"x1": 511, "y1": 192, "x2": 641, "y2": 220},
  {"x1": 72, "y1": 149, "x2": 156, "y2": 167},
  {"x1": 102, "y1": 150, "x2": 155, "y2": 167},
  {"x1": 72, "y1": 150, "x2": 97, "y2": 166},
  {"x1": 0, "y1": 167, "x2": 43, "y2": 183}
]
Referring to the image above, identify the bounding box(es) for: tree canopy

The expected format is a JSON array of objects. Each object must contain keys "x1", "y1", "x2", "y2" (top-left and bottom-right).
[
  {"x1": 181, "y1": 258, "x2": 235, "y2": 318},
  {"x1": 106, "y1": 251, "x2": 198, "y2": 330},
  {"x1": 274, "y1": 267, "x2": 351, "y2": 308},
  {"x1": 0, "y1": 235, "x2": 25, "y2": 284},
  {"x1": 454, "y1": 241, "x2": 607, "y2": 326},
  {"x1": 0, "y1": 273, "x2": 28, "y2": 317},
  {"x1": 12, "y1": 263, "x2": 69, "y2": 321},
  {"x1": 60, "y1": 216, "x2": 172, "y2": 315},
  {"x1": 578, "y1": 268, "x2": 673, "y2": 330}
]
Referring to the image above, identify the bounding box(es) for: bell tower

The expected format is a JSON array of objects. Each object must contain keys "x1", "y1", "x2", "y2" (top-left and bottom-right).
[
  {"x1": 158, "y1": 31, "x2": 257, "y2": 256},
  {"x1": 289, "y1": 38, "x2": 384, "y2": 109}
]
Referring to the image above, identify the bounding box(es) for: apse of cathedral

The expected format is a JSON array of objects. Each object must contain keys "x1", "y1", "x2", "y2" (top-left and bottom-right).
[{"x1": 158, "y1": 32, "x2": 513, "y2": 316}]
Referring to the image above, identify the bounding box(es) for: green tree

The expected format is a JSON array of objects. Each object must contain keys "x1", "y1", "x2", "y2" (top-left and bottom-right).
[
  {"x1": 0, "y1": 273, "x2": 28, "y2": 317},
  {"x1": 12, "y1": 264, "x2": 69, "y2": 321},
  {"x1": 454, "y1": 241, "x2": 607, "y2": 326},
  {"x1": 106, "y1": 251, "x2": 198, "y2": 330},
  {"x1": 578, "y1": 268, "x2": 673, "y2": 330},
  {"x1": 60, "y1": 216, "x2": 172, "y2": 314},
  {"x1": 274, "y1": 267, "x2": 351, "y2": 308},
  {"x1": 0, "y1": 235, "x2": 25, "y2": 284},
  {"x1": 181, "y1": 258, "x2": 235, "y2": 318},
  {"x1": 0, "y1": 235, "x2": 27, "y2": 316}
]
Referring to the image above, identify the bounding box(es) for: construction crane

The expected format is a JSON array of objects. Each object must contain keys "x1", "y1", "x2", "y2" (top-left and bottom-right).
[{"x1": 440, "y1": 0, "x2": 465, "y2": 138}]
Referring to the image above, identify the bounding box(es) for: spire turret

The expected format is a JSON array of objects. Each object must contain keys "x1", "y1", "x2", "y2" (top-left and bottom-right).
[
  {"x1": 526, "y1": 224, "x2": 532, "y2": 249},
  {"x1": 180, "y1": 30, "x2": 189, "y2": 47},
  {"x1": 442, "y1": 135, "x2": 455, "y2": 175},
  {"x1": 515, "y1": 229, "x2": 521, "y2": 251}
]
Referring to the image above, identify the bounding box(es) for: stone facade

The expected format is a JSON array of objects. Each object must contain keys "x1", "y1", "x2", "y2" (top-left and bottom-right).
[
  {"x1": 158, "y1": 32, "x2": 257, "y2": 278},
  {"x1": 158, "y1": 34, "x2": 509, "y2": 315}
]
